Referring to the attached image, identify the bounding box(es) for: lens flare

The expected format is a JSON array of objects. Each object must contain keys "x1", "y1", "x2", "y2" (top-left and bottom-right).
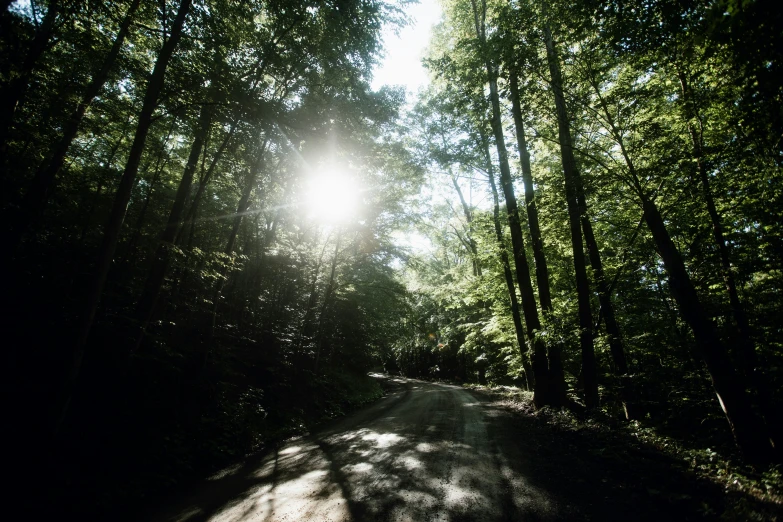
[{"x1": 305, "y1": 169, "x2": 360, "y2": 223}]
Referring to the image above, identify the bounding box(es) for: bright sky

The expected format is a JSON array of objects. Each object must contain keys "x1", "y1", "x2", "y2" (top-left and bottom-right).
[
  {"x1": 373, "y1": 1, "x2": 443, "y2": 257},
  {"x1": 371, "y1": 0, "x2": 443, "y2": 93}
]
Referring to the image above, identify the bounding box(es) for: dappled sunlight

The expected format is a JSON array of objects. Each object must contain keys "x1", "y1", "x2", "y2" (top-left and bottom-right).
[
  {"x1": 398, "y1": 453, "x2": 423, "y2": 470},
  {"x1": 308, "y1": 380, "x2": 556, "y2": 521},
  {"x1": 147, "y1": 379, "x2": 570, "y2": 522},
  {"x1": 341, "y1": 462, "x2": 374, "y2": 473},
  {"x1": 279, "y1": 445, "x2": 304, "y2": 455},
  {"x1": 360, "y1": 431, "x2": 404, "y2": 448},
  {"x1": 155, "y1": 439, "x2": 351, "y2": 522},
  {"x1": 416, "y1": 442, "x2": 435, "y2": 452},
  {"x1": 499, "y1": 463, "x2": 556, "y2": 516}
]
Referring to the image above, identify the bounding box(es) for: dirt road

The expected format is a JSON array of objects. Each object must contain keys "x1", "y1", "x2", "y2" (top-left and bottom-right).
[
  {"x1": 142, "y1": 375, "x2": 754, "y2": 521},
  {"x1": 143, "y1": 376, "x2": 567, "y2": 521}
]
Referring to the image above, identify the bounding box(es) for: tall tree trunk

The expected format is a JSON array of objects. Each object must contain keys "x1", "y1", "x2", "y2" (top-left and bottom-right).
[
  {"x1": 247, "y1": 181, "x2": 287, "y2": 306},
  {"x1": 298, "y1": 252, "x2": 325, "y2": 351},
  {"x1": 168, "y1": 123, "x2": 236, "y2": 303},
  {"x1": 121, "y1": 119, "x2": 177, "y2": 265},
  {"x1": 116, "y1": 161, "x2": 160, "y2": 267},
  {"x1": 52, "y1": 0, "x2": 193, "y2": 438},
  {"x1": 585, "y1": 59, "x2": 774, "y2": 457},
  {"x1": 209, "y1": 142, "x2": 267, "y2": 335},
  {"x1": 75, "y1": 116, "x2": 133, "y2": 244},
  {"x1": 450, "y1": 175, "x2": 481, "y2": 276},
  {"x1": 508, "y1": 69, "x2": 551, "y2": 310},
  {"x1": 543, "y1": 22, "x2": 598, "y2": 408},
  {"x1": 578, "y1": 190, "x2": 637, "y2": 418},
  {"x1": 560, "y1": 55, "x2": 634, "y2": 412},
  {"x1": 175, "y1": 122, "x2": 237, "y2": 246},
  {"x1": 676, "y1": 67, "x2": 780, "y2": 448},
  {"x1": 0, "y1": 0, "x2": 61, "y2": 154},
  {"x1": 677, "y1": 69, "x2": 754, "y2": 358},
  {"x1": 314, "y1": 231, "x2": 341, "y2": 373},
  {"x1": 8, "y1": 0, "x2": 141, "y2": 252},
  {"x1": 134, "y1": 104, "x2": 212, "y2": 350},
  {"x1": 468, "y1": 0, "x2": 549, "y2": 404},
  {"x1": 571, "y1": 62, "x2": 639, "y2": 416},
  {"x1": 484, "y1": 140, "x2": 534, "y2": 390},
  {"x1": 507, "y1": 67, "x2": 565, "y2": 401},
  {"x1": 641, "y1": 194, "x2": 774, "y2": 464}
]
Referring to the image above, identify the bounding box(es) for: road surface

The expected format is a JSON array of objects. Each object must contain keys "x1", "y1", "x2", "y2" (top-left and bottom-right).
[
  {"x1": 143, "y1": 375, "x2": 737, "y2": 522},
  {"x1": 144, "y1": 375, "x2": 578, "y2": 522}
]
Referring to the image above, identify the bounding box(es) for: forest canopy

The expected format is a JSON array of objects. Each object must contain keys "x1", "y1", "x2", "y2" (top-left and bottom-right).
[{"x1": 1, "y1": 0, "x2": 781, "y2": 516}]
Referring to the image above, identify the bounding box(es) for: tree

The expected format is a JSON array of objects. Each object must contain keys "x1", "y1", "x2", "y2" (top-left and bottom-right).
[
  {"x1": 54, "y1": 0, "x2": 195, "y2": 436},
  {"x1": 467, "y1": 0, "x2": 555, "y2": 406},
  {"x1": 541, "y1": 17, "x2": 598, "y2": 408},
  {"x1": 7, "y1": 0, "x2": 142, "y2": 253}
]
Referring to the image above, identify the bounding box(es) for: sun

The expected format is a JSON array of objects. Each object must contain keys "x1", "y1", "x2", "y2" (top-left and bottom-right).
[{"x1": 304, "y1": 168, "x2": 360, "y2": 223}]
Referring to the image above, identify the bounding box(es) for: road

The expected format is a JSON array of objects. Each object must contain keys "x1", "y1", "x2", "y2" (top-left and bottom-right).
[
  {"x1": 142, "y1": 375, "x2": 735, "y2": 522},
  {"x1": 144, "y1": 375, "x2": 579, "y2": 522}
]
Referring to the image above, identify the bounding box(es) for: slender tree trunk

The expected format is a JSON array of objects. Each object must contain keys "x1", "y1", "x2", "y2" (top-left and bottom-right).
[
  {"x1": 578, "y1": 191, "x2": 637, "y2": 418},
  {"x1": 560, "y1": 57, "x2": 634, "y2": 412},
  {"x1": 77, "y1": 172, "x2": 109, "y2": 242},
  {"x1": 76, "y1": 117, "x2": 133, "y2": 243},
  {"x1": 249, "y1": 197, "x2": 283, "y2": 304},
  {"x1": 677, "y1": 70, "x2": 754, "y2": 357},
  {"x1": 52, "y1": 0, "x2": 193, "y2": 438},
  {"x1": 543, "y1": 22, "x2": 598, "y2": 408},
  {"x1": 115, "y1": 162, "x2": 160, "y2": 268},
  {"x1": 652, "y1": 261, "x2": 700, "y2": 371},
  {"x1": 585, "y1": 58, "x2": 775, "y2": 458},
  {"x1": 167, "y1": 123, "x2": 236, "y2": 303},
  {"x1": 581, "y1": 211, "x2": 627, "y2": 373},
  {"x1": 134, "y1": 104, "x2": 212, "y2": 350},
  {"x1": 485, "y1": 143, "x2": 533, "y2": 390},
  {"x1": 8, "y1": 0, "x2": 141, "y2": 251},
  {"x1": 641, "y1": 194, "x2": 774, "y2": 464},
  {"x1": 450, "y1": 175, "x2": 482, "y2": 277},
  {"x1": 298, "y1": 259, "x2": 324, "y2": 350},
  {"x1": 210, "y1": 142, "x2": 267, "y2": 334},
  {"x1": 175, "y1": 122, "x2": 236, "y2": 245},
  {"x1": 237, "y1": 210, "x2": 280, "y2": 324},
  {"x1": 120, "y1": 118, "x2": 178, "y2": 265},
  {"x1": 489, "y1": 84, "x2": 549, "y2": 404},
  {"x1": 676, "y1": 68, "x2": 780, "y2": 448},
  {"x1": 0, "y1": 0, "x2": 61, "y2": 153},
  {"x1": 469, "y1": 6, "x2": 549, "y2": 399},
  {"x1": 570, "y1": 63, "x2": 637, "y2": 416},
  {"x1": 507, "y1": 67, "x2": 565, "y2": 401},
  {"x1": 315, "y1": 231, "x2": 341, "y2": 373},
  {"x1": 508, "y1": 70, "x2": 551, "y2": 310}
]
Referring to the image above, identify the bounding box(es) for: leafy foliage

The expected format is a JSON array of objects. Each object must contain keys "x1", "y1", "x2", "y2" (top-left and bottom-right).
[{"x1": 1, "y1": 0, "x2": 782, "y2": 516}]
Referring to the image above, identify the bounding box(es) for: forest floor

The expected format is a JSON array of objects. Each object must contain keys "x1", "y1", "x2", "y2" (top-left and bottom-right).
[
  {"x1": 467, "y1": 384, "x2": 783, "y2": 521},
  {"x1": 137, "y1": 375, "x2": 783, "y2": 521}
]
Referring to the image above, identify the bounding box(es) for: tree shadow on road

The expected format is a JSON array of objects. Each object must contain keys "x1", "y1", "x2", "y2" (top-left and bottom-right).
[{"x1": 135, "y1": 379, "x2": 781, "y2": 522}]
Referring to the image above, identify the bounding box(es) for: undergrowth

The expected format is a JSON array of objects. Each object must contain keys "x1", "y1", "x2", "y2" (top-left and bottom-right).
[
  {"x1": 466, "y1": 383, "x2": 783, "y2": 521},
  {"x1": 47, "y1": 330, "x2": 384, "y2": 521}
]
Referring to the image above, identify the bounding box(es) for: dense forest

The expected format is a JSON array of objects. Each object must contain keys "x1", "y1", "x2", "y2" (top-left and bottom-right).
[{"x1": 1, "y1": 0, "x2": 781, "y2": 518}]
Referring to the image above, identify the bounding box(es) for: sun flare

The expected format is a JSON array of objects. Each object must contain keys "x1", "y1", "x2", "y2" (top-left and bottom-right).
[{"x1": 304, "y1": 169, "x2": 360, "y2": 223}]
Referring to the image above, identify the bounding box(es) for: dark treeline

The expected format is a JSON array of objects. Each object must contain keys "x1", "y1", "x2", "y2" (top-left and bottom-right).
[
  {"x1": 1, "y1": 0, "x2": 782, "y2": 517},
  {"x1": 1, "y1": 0, "x2": 420, "y2": 516}
]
